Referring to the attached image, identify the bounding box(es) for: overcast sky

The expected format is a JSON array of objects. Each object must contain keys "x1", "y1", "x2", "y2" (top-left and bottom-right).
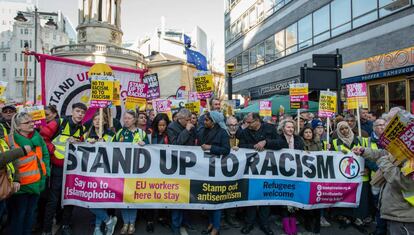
[{"x1": 39, "y1": 0, "x2": 225, "y2": 63}]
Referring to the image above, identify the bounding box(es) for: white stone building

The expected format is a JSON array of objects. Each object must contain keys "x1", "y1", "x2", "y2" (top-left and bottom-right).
[{"x1": 0, "y1": 0, "x2": 76, "y2": 102}]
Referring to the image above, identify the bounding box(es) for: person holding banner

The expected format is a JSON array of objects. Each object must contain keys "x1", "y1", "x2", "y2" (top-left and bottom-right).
[
  {"x1": 84, "y1": 112, "x2": 115, "y2": 143},
  {"x1": 299, "y1": 126, "x2": 322, "y2": 234},
  {"x1": 167, "y1": 108, "x2": 196, "y2": 235},
  {"x1": 112, "y1": 110, "x2": 147, "y2": 235},
  {"x1": 1, "y1": 104, "x2": 17, "y2": 134},
  {"x1": 145, "y1": 113, "x2": 171, "y2": 233},
  {"x1": 330, "y1": 121, "x2": 371, "y2": 230},
  {"x1": 197, "y1": 111, "x2": 230, "y2": 235},
  {"x1": 83, "y1": 111, "x2": 117, "y2": 235},
  {"x1": 239, "y1": 112, "x2": 276, "y2": 235},
  {"x1": 8, "y1": 112, "x2": 50, "y2": 235},
  {"x1": 275, "y1": 119, "x2": 305, "y2": 235},
  {"x1": 40, "y1": 102, "x2": 87, "y2": 235},
  {"x1": 44, "y1": 105, "x2": 59, "y2": 124}
]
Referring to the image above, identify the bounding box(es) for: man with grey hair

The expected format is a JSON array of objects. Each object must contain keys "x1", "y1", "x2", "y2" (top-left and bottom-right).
[{"x1": 167, "y1": 108, "x2": 196, "y2": 235}]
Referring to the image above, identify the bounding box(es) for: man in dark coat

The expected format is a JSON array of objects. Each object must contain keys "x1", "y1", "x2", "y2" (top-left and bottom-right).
[{"x1": 239, "y1": 112, "x2": 276, "y2": 235}]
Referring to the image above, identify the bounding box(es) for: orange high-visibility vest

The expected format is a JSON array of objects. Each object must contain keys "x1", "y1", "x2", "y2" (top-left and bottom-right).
[{"x1": 8, "y1": 135, "x2": 46, "y2": 185}]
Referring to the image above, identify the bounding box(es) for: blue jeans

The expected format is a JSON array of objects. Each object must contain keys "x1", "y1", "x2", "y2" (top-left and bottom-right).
[
  {"x1": 90, "y1": 209, "x2": 109, "y2": 226},
  {"x1": 9, "y1": 193, "x2": 40, "y2": 235},
  {"x1": 121, "y1": 209, "x2": 137, "y2": 224},
  {"x1": 171, "y1": 210, "x2": 183, "y2": 232},
  {"x1": 208, "y1": 210, "x2": 221, "y2": 230}
]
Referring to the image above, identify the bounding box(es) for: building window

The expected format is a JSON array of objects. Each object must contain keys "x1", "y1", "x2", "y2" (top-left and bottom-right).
[
  {"x1": 249, "y1": 46, "x2": 257, "y2": 69},
  {"x1": 242, "y1": 51, "x2": 249, "y2": 73},
  {"x1": 29, "y1": 40, "x2": 32, "y2": 48},
  {"x1": 352, "y1": 0, "x2": 378, "y2": 28},
  {"x1": 274, "y1": 30, "x2": 285, "y2": 59},
  {"x1": 242, "y1": 13, "x2": 249, "y2": 33},
  {"x1": 257, "y1": 0, "x2": 265, "y2": 21},
  {"x1": 14, "y1": 53, "x2": 17, "y2": 61},
  {"x1": 313, "y1": 5, "x2": 330, "y2": 44},
  {"x1": 264, "y1": 0, "x2": 274, "y2": 17},
  {"x1": 331, "y1": 0, "x2": 352, "y2": 36},
  {"x1": 14, "y1": 68, "x2": 17, "y2": 77},
  {"x1": 379, "y1": 0, "x2": 410, "y2": 17},
  {"x1": 29, "y1": 56, "x2": 31, "y2": 62},
  {"x1": 29, "y1": 69, "x2": 31, "y2": 76},
  {"x1": 285, "y1": 23, "x2": 298, "y2": 55},
  {"x1": 256, "y1": 42, "x2": 265, "y2": 67},
  {"x1": 24, "y1": 28, "x2": 28, "y2": 34},
  {"x1": 20, "y1": 68, "x2": 22, "y2": 76},
  {"x1": 2, "y1": 68, "x2": 5, "y2": 77},
  {"x1": 20, "y1": 28, "x2": 24, "y2": 34},
  {"x1": 298, "y1": 14, "x2": 312, "y2": 50},
  {"x1": 2, "y1": 53, "x2": 5, "y2": 61},
  {"x1": 249, "y1": 6, "x2": 257, "y2": 29},
  {"x1": 20, "y1": 53, "x2": 22, "y2": 62},
  {"x1": 236, "y1": 54, "x2": 242, "y2": 74},
  {"x1": 265, "y1": 35, "x2": 275, "y2": 63}
]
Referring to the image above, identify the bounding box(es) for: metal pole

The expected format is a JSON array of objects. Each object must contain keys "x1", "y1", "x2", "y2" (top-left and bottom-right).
[
  {"x1": 228, "y1": 72, "x2": 233, "y2": 100},
  {"x1": 336, "y1": 49, "x2": 342, "y2": 115},
  {"x1": 33, "y1": 7, "x2": 38, "y2": 103},
  {"x1": 23, "y1": 46, "x2": 29, "y2": 105}
]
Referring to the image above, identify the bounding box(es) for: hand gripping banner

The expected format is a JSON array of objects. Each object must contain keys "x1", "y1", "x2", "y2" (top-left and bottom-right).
[{"x1": 62, "y1": 143, "x2": 364, "y2": 210}]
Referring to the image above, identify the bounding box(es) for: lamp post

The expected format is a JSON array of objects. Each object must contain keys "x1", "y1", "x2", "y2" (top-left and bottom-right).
[
  {"x1": 15, "y1": 7, "x2": 57, "y2": 103},
  {"x1": 226, "y1": 63, "x2": 235, "y2": 100}
]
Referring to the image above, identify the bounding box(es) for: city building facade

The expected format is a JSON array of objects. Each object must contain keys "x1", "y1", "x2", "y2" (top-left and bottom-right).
[
  {"x1": 0, "y1": 0, "x2": 76, "y2": 102},
  {"x1": 225, "y1": 0, "x2": 414, "y2": 115}
]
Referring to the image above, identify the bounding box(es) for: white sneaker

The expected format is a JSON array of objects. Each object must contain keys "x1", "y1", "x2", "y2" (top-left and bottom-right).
[
  {"x1": 320, "y1": 216, "x2": 331, "y2": 227},
  {"x1": 93, "y1": 226, "x2": 103, "y2": 235},
  {"x1": 105, "y1": 216, "x2": 117, "y2": 235}
]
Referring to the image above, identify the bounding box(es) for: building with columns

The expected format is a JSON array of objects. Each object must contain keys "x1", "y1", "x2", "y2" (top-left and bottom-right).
[{"x1": 51, "y1": 0, "x2": 146, "y2": 70}]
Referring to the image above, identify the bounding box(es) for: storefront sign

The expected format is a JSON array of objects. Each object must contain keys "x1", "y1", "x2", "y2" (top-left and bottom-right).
[{"x1": 249, "y1": 78, "x2": 299, "y2": 99}]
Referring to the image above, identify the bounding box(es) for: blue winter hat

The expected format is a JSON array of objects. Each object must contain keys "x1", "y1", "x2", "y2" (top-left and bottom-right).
[{"x1": 311, "y1": 119, "x2": 324, "y2": 129}]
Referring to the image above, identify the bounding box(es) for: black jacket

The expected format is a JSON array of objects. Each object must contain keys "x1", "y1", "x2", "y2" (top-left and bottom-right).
[
  {"x1": 271, "y1": 134, "x2": 305, "y2": 151},
  {"x1": 238, "y1": 122, "x2": 279, "y2": 150},
  {"x1": 197, "y1": 125, "x2": 230, "y2": 156},
  {"x1": 167, "y1": 121, "x2": 196, "y2": 146}
]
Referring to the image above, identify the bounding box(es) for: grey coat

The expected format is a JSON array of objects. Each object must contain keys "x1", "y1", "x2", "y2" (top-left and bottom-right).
[{"x1": 363, "y1": 148, "x2": 414, "y2": 222}]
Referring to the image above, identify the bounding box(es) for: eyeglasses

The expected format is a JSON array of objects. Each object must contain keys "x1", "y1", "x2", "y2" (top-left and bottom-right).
[
  {"x1": 2, "y1": 109, "x2": 15, "y2": 114},
  {"x1": 20, "y1": 120, "x2": 35, "y2": 125}
]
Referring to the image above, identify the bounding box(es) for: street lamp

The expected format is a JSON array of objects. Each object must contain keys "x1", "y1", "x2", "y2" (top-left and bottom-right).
[{"x1": 14, "y1": 8, "x2": 58, "y2": 103}]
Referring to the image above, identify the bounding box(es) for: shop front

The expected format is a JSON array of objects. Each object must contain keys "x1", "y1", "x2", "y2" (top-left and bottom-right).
[{"x1": 342, "y1": 46, "x2": 414, "y2": 116}]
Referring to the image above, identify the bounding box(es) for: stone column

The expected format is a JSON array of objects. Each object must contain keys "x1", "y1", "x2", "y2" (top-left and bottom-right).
[
  {"x1": 78, "y1": 0, "x2": 84, "y2": 24},
  {"x1": 101, "y1": 0, "x2": 107, "y2": 22},
  {"x1": 91, "y1": 0, "x2": 99, "y2": 21},
  {"x1": 115, "y1": 0, "x2": 121, "y2": 28}
]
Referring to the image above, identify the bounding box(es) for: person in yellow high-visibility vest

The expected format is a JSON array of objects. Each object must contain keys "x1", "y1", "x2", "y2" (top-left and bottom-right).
[
  {"x1": 329, "y1": 121, "x2": 370, "y2": 232},
  {"x1": 40, "y1": 102, "x2": 87, "y2": 235}
]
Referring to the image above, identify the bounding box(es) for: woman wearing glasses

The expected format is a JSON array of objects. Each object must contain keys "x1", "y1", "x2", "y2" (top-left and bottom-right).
[
  {"x1": 112, "y1": 110, "x2": 148, "y2": 235},
  {"x1": 8, "y1": 112, "x2": 50, "y2": 235}
]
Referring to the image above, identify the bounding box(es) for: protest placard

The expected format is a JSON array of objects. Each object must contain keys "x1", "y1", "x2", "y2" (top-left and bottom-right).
[
  {"x1": 125, "y1": 81, "x2": 148, "y2": 111},
  {"x1": 0, "y1": 81, "x2": 7, "y2": 103},
  {"x1": 18, "y1": 105, "x2": 46, "y2": 128},
  {"x1": 185, "y1": 100, "x2": 201, "y2": 115},
  {"x1": 289, "y1": 83, "x2": 308, "y2": 109},
  {"x1": 63, "y1": 143, "x2": 364, "y2": 210},
  {"x1": 89, "y1": 64, "x2": 115, "y2": 108},
  {"x1": 143, "y1": 74, "x2": 160, "y2": 100},
  {"x1": 194, "y1": 72, "x2": 214, "y2": 99},
  {"x1": 259, "y1": 100, "x2": 272, "y2": 117},
  {"x1": 318, "y1": 91, "x2": 337, "y2": 118},
  {"x1": 112, "y1": 80, "x2": 121, "y2": 106},
  {"x1": 346, "y1": 83, "x2": 368, "y2": 109}
]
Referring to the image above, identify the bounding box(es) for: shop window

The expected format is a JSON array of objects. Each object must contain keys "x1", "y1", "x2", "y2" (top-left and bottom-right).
[
  {"x1": 370, "y1": 84, "x2": 386, "y2": 118},
  {"x1": 352, "y1": 0, "x2": 378, "y2": 28},
  {"x1": 285, "y1": 23, "x2": 297, "y2": 55},
  {"x1": 379, "y1": 0, "x2": 410, "y2": 17},
  {"x1": 331, "y1": 0, "x2": 351, "y2": 36},
  {"x1": 298, "y1": 14, "x2": 312, "y2": 50},
  {"x1": 388, "y1": 81, "x2": 406, "y2": 110},
  {"x1": 265, "y1": 36, "x2": 275, "y2": 63},
  {"x1": 313, "y1": 5, "x2": 330, "y2": 44}
]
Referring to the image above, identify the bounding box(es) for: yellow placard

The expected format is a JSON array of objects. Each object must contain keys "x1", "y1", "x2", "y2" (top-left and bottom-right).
[
  {"x1": 185, "y1": 101, "x2": 201, "y2": 115},
  {"x1": 89, "y1": 63, "x2": 113, "y2": 76},
  {"x1": 123, "y1": 178, "x2": 190, "y2": 203},
  {"x1": 90, "y1": 80, "x2": 114, "y2": 101},
  {"x1": 125, "y1": 97, "x2": 147, "y2": 111},
  {"x1": 194, "y1": 74, "x2": 214, "y2": 93},
  {"x1": 30, "y1": 109, "x2": 46, "y2": 121},
  {"x1": 347, "y1": 97, "x2": 368, "y2": 109},
  {"x1": 318, "y1": 91, "x2": 337, "y2": 117},
  {"x1": 112, "y1": 80, "x2": 121, "y2": 106}
]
